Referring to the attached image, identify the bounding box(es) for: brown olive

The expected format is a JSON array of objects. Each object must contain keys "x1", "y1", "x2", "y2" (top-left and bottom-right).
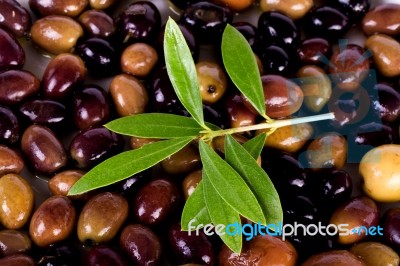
[
  {"x1": 30, "y1": 15, "x2": 83, "y2": 55},
  {"x1": 0, "y1": 254, "x2": 35, "y2": 266},
  {"x1": 29, "y1": 195, "x2": 76, "y2": 247},
  {"x1": 224, "y1": 93, "x2": 257, "y2": 128},
  {"x1": 196, "y1": 61, "x2": 227, "y2": 104},
  {"x1": 0, "y1": 145, "x2": 24, "y2": 177},
  {"x1": 42, "y1": 53, "x2": 86, "y2": 100},
  {"x1": 77, "y1": 192, "x2": 128, "y2": 244},
  {"x1": 121, "y1": 43, "x2": 158, "y2": 78},
  {"x1": 89, "y1": 0, "x2": 117, "y2": 10},
  {"x1": 0, "y1": 70, "x2": 40, "y2": 106},
  {"x1": 109, "y1": 74, "x2": 149, "y2": 117},
  {"x1": 183, "y1": 169, "x2": 202, "y2": 199},
  {"x1": 133, "y1": 179, "x2": 180, "y2": 226},
  {"x1": 0, "y1": 230, "x2": 31, "y2": 257},
  {"x1": 161, "y1": 144, "x2": 200, "y2": 175},
  {"x1": 212, "y1": 134, "x2": 248, "y2": 155},
  {"x1": 260, "y1": 0, "x2": 313, "y2": 20},
  {"x1": 0, "y1": 174, "x2": 34, "y2": 230},
  {"x1": 362, "y1": 4, "x2": 400, "y2": 36},
  {"x1": 130, "y1": 137, "x2": 158, "y2": 149},
  {"x1": 78, "y1": 10, "x2": 115, "y2": 38},
  {"x1": 119, "y1": 224, "x2": 161, "y2": 265},
  {"x1": 29, "y1": 0, "x2": 88, "y2": 17},
  {"x1": 21, "y1": 125, "x2": 67, "y2": 175},
  {"x1": 0, "y1": 28, "x2": 25, "y2": 71},
  {"x1": 48, "y1": 170, "x2": 86, "y2": 199},
  {"x1": 0, "y1": 0, "x2": 31, "y2": 37},
  {"x1": 215, "y1": 0, "x2": 254, "y2": 11},
  {"x1": 302, "y1": 250, "x2": 365, "y2": 266},
  {"x1": 350, "y1": 242, "x2": 399, "y2": 266},
  {"x1": 330, "y1": 196, "x2": 379, "y2": 245}
]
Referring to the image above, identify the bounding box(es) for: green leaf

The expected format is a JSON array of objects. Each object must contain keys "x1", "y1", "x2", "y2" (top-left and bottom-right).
[
  {"x1": 68, "y1": 137, "x2": 193, "y2": 195},
  {"x1": 203, "y1": 172, "x2": 242, "y2": 254},
  {"x1": 225, "y1": 135, "x2": 283, "y2": 225},
  {"x1": 222, "y1": 25, "x2": 266, "y2": 117},
  {"x1": 242, "y1": 133, "x2": 267, "y2": 160},
  {"x1": 105, "y1": 113, "x2": 206, "y2": 138},
  {"x1": 199, "y1": 140, "x2": 265, "y2": 224},
  {"x1": 181, "y1": 180, "x2": 212, "y2": 231},
  {"x1": 164, "y1": 18, "x2": 206, "y2": 129}
]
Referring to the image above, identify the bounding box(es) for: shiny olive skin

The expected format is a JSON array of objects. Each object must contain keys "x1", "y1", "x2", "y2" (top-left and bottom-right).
[
  {"x1": 168, "y1": 223, "x2": 215, "y2": 265},
  {"x1": 37, "y1": 243, "x2": 81, "y2": 266},
  {"x1": 304, "y1": 7, "x2": 351, "y2": 40},
  {"x1": 179, "y1": 1, "x2": 233, "y2": 42},
  {"x1": 330, "y1": 0, "x2": 370, "y2": 23},
  {"x1": 383, "y1": 208, "x2": 400, "y2": 249},
  {"x1": 0, "y1": 28, "x2": 25, "y2": 71},
  {"x1": 0, "y1": 230, "x2": 31, "y2": 257},
  {"x1": 283, "y1": 196, "x2": 318, "y2": 225},
  {"x1": 78, "y1": 10, "x2": 115, "y2": 38},
  {"x1": 75, "y1": 37, "x2": 119, "y2": 77},
  {"x1": 224, "y1": 92, "x2": 257, "y2": 128},
  {"x1": 0, "y1": 106, "x2": 19, "y2": 144},
  {"x1": 352, "y1": 122, "x2": 394, "y2": 147},
  {"x1": 29, "y1": 0, "x2": 88, "y2": 17},
  {"x1": 48, "y1": 170, "x2": 85, "y2": 199},
  {"x1": 21, "y1": 125, "x2": 67, "y2": 175},
  {"x1": 0, "y1": 145, "x2": 24, "y2": 177},
  {"x1": 0, "y1": 0, "x2": 31, "y2": 37},
  {"x1": 260, "y1": 45, "x2": 296, "y2": 75},
  {"x1": 116, "y1": 1, "x2": 161, "y2": 44},
  {"x1": 86, "y1": 246, "x2": 128, "y2": 266},
  {"x1": 0, "y1": 70, "x2": 40, "y2": 106},
  {"x1": 362, "y1": 4, "x2": 400, "y2": 36},
  {"x1": 301, "y1": 250, "x2": 365, "y2": 266},
  {"x1": 298, "y1": 38, "x2": 332, "y2": 65},
  {"x1": 72, "y1": 84, "x2": 110, "y2": 130},
  {"x1": 371, "y1": 83, "x2": 400, "y2": 123},
  {"x1": 258, "y1": 11, "x2": 300, "y2": 48},
  {"x1": 70, "y1": 127, "x2": 124, "y2": 169},
  {"x1": 42, "y1": 53, "x2": 86, "y2": 101},
  {"x1": 119, "y1": 224, "x2": 162, "y2": 266},
  {"x1": 232, "y1": 22, "x2": 260, "y2": 53},
  {"x1": 133, "y1": 179, "x2": 180, "y2": 225},
  {"x1": 0, "y1": 254, "x2": 35, "y2": 266},
  {"x1": 19, "y1": 99, "x2": 67, "y2": 131},
  {"x1": 121, "y1": 43, "x2": 158, "y2": 78}
]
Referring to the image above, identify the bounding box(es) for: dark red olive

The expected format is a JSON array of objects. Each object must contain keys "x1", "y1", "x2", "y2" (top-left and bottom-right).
[
  {"x1": 75, "y1": 37, "x2": 119, "y2": 77},
  {"x1": 19, "y1": 99, "x2": 67, "y2": 130},
  {"x1": 305, "y1": 6, "x2": 351, "y2": 40},
  {"x1": 86, "y1": 246, "x2": 127, "y2": 266},
  {"x1": 37, "y1": 243, "x2": 81, "y2": 266},
  {"x1": 168, "y1": 223, "x2": 215, "y2": 265},
  {"x1": 111, "y1": 172, "x2": 147, "y2": 197},
  {"x1": 371, "y1": 83, "x2": 400, "y2": 123},
  {"x1": 0, "y1": 254, "x2": 35, "y2": 266},
  {"x1": 69, "y1": 127, "x2": 124, "y2": 169},
  {"x1": 179, "y1": 1, "x2": 233, "y2": 43},
  {"x1": 78, "y1": 10, "x2": 116, "y2": 39},
  {"x1": 258, "y1": 11, "x2": 300, "y2": 48},
  {"x1": 203, "y1": 104, "x2": 229, "y2": 129},
  {"x1": 0, "y1": 106, "x2": 19, "y2": 144},
  {"x1": 116, "y1": 1, "x2": 161, "y2": 44},
  {"x1": 329, "y1": 0, "x2": 370, "y2": 23},
  {"x1": 260, "y1": 45, "x2": 296, "y2": 75},
  {"x1": 119, "y1": 224, "x2": 162, "y2": 265},
  {"x1": 0, "y1": 0, "x2": 31, "y2": 37},
  {"x1": 0, "y1": 70, "x2": 40, "y2": 105},
  {"x1": 232, "y1": 21, "x2": 260, "y2": 53},
  {"x1": 72, "y1": 84, "x2": 110, "y2": 130},
  {"x1": 383, "y1": 208, "x2": 400, "y2": 249},
  {"x1": 133, "y1": 179, "x2": 180, "y2": 226},
  {"x1": 298, "y1": 38, "x2": 332, "y2": 65},
  {"x1": 353, "y1": 122, "x2": 394, "y2": 147},
  {"x1": 224, "y1": 92, "x2": 257, "y2": 128},
  {"x1": 0, "y1": 27, "x2": 25, "y2": 71}
]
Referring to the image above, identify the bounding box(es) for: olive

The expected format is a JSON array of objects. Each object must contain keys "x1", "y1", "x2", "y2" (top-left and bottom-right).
[
  {"x1": 179, "y1": 1, "x2": 233, "y2": 42},
  {"x1": 362, "y1": 4, "x2": 400, "y2": 36},
  {"x1": 169, "y1": 0, "x2": 202, "y2": 9},
  {"x1": 86, "y1": 246, "x2": 128, "y2": 266},
  {"x1": 371, "y1": 83, "x2": 400, "y2": 123},
  {"x1": 109, "y1": 74, "x2": 149, "y2": 117},
  {"x1": 89, "y1": 0, "x2": 116, "y2": 9},
  {"x1": 283, "y1": 196, "x2": 318, "y2": 225},
  {"x1": 111, "y1": 172, "x2": 147, "y2": 197},
  {"x1": 298, "y1": 38, "x2": 332, "y2": 66},
  {"x1": 301, "y1": 250, "x2": 365, "y2": 266},
  {"x1": 330, "y1": 196, "x2": 379, "y2": 244},
  {"x1": 133, "y1": 179, "x2": 180, "y2": 225},
  {"x1": 19, "y1": 99, "x2": 67, "y2": 131},
  {"x1": 203, "y1": 103, "x2": 229, "y2": 129},
  {"x1": 0, "y1": 70, "x2": 40, "y2": 106},
  {"x1": 183, "y1": 169, "x2": 202, "y2": 199},
  {"x1": 260, "y1": 45, "x2": 296, "y2": 75},
  {"x1": 224, "y1": 92, "x2": 257, "y2": 128},
  {"x1": 350, "y1": 242, "x2": 399, "y2": 266},
  {"x1": 304, "y1": 7, "x2": 351, "y2": 40},
  {"x1": 75, "y1": 37, "x2": 119, "y2": 77},
  {"x1": 168, "y1": 223, "x2": 215, "y2": 265},
  {"x1": 0, "y1": 27, "x2": 25, "y2": 71},
  {"x1": 351, "y1": 122, "x2": 394, "y2": 148},
  {"x1": 258, "y1": 11, "x2": 300, "y2": 48},
  {"x1": 162, "y1": 144, "x2": 200, "y2": 175},
  {"x1": 0, "y1": 254, "x2": 35, "y2": 266},
  {"x1": 30, "y1": 196, "x2": 76, "y2": 247},
  {"x1": 121, "y1": 43, "x2": 158, "y2": 78},
  {"x1": 196, "y1": 61, "x2": 227, "y2": 104},
  {"x1": 260, "y1": 0, "x2": 313, "y2": 20},
  {"x1": 219, "y1": 235, "x2": 297, "y2": 266},
  {"x1": 48, "y1": 170, "x2": 86, "y2": 199},
  {"x1": 0, "y1": 106, "x2": 19, "y2": 144},
  {"x1": 232, "y1": 22, "x2": 260, "y2": 53},
  {"x1": 0, "y1": 145, "x2": 24, "y2": 177},
  {"x1": 69, "y1": 127, "x2": 124, "y2": 169},
  {"x1": 37, "y1": 243, "x2": 81, "y2": 266},
  {"x1": 0, "y1": 0, "x2": 31, "y2": 37},
  {"x1": 130, "y1": 137, "x2": 158, "y2": 149},
  {"x1": 72, "y1": 84, "x2": 110, "y2": 130},
  {"x1": 382, "y1": 208, "x2": 400, "y2": 249},
  {"x1": 78, "y1": 10, "x2": 116, "y2": 38},
  {"x1": 329, "y1": 0, "x2": 370, "y2": 23},
  {"x1": 42, "y1": 53, "x2": 86, "y2": 101},
  {"x1": 29, "y1": 0, "x2": 88, "y2": 17},
  {"x1": 30, "y1": 15, "x2": 83, "y2": 55},
  {"x1": 119, "y1": 224, "x2": 162, "y2": 265},
  {"x1": 116, "y1": 1, "x2": 161, "y2": 44},
  {"x1": 216, "y1": 0, "x2": 254, "y2": 11},
  {"x1": 0, "y1": 230, "x2": 31, "y2": 257},
  {"x1": 21, "y1": 125, "x2": 67, "y2": 175}
]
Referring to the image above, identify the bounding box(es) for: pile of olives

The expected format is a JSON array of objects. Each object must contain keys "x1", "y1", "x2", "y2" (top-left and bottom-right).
[{"x1": 1, "y1": 0, "x2": 400, "y2": 265}]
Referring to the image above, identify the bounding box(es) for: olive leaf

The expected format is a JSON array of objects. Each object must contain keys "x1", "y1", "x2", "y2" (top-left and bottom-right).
[
  {"x1": 222, "y1": 25, "x2": 266, "y2": 117},
  {"x1": 242, "y1": 133, "x2": 267, "y2": 160},
  {"x1": 164, "y1": 18, "x2": 207, "y2": 129},
  {"x1": 225, "y1": 135, "x2": 283, "y2": 225},
  {"x1": 199, "y1": 140, "x2": 266, "y2": 224},
  {"x1": 203, "y1": 172, "x2": 242, "y2": 254},
  {"x1": 68, "y1": 137, "x2": 194, "y2": 195}
]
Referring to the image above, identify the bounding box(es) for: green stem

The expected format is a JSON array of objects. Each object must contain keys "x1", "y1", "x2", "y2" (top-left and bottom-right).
[{"x1": 201, "y1": 112, "x2": 335, "y2": 139}]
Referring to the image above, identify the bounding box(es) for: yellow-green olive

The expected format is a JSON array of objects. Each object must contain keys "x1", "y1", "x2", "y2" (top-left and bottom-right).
[
  {"x1": 350, "y1": 241, "x2": 399, "y2": 266},
  {"x1": 196, "y1": 61, "x2": 227, "y2": 104}
]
